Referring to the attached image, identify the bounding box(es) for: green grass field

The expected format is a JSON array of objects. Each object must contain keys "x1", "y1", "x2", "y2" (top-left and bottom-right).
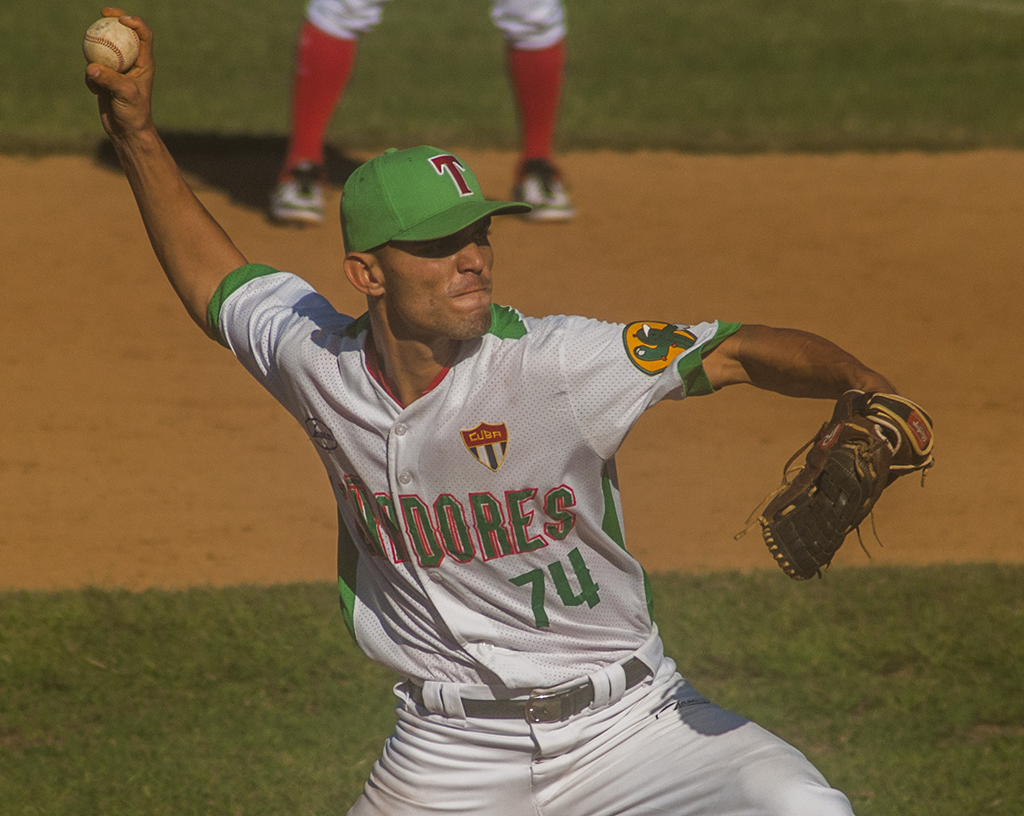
[
  {"x1": 2, "y1": 567, "x2": 1022, "y2": 815},
  {"x1": 5, "y1": 0, "x2": 1024, "y2": 151}
]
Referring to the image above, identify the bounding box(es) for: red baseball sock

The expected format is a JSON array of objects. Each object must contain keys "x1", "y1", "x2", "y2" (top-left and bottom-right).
[
  {"x1": 281, "y1": 21, "x2": 358, "y2": 177},
  {"x1": 507, "y1": 40, "x2": 565, "y2": 167}
]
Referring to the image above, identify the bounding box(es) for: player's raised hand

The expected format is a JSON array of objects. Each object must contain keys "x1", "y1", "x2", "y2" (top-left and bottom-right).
[
  {"x1": 82, "y1": 7, "x2": 246, "y2": 340},
  {"x1": 84, "y1": 9, "x2": 154, "y2": 143}
]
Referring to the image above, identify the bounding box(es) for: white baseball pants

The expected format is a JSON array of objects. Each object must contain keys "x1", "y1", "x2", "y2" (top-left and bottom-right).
[
  {"x1": 306, "y1": 0, "x2": 566, "y2": 49},
  {"x1": 347, "y1": 656, "x2": 856, "y2": 816}
]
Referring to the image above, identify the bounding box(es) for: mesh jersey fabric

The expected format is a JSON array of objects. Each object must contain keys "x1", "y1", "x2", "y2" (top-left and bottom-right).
[{"x1": 214, "y1": 265, "x2": 739, "y2": 690}]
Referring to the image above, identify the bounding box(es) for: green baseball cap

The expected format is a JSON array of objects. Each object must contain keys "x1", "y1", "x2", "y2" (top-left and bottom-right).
[{"x1": 341, "y1": 146, "x2": 531, "y2": 252}]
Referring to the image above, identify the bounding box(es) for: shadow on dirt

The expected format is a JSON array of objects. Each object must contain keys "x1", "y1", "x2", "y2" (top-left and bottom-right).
[{"x1": 94, "y1": 133, "x2": 361, "y2": 214}]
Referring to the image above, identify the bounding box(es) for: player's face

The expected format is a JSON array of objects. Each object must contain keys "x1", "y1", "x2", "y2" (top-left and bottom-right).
[{"x1": 376, "y1": 218, "x2": 494, "y2": 342}]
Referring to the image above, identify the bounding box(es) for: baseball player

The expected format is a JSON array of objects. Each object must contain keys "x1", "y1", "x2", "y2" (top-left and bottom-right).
[
  {"x1": 87, "y1": 11, "x2": 900, "y2": 814},
  {"x1": 270, "y1": 0, "x2": 574, "y2": 225}
]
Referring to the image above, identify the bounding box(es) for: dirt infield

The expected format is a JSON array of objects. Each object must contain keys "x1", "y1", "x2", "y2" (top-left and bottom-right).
[{"x1": 1, "y1": 148, "x2": 1021, "y2": 591}]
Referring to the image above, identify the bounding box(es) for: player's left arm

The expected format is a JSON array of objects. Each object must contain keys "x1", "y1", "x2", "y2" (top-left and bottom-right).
[
  {"x1": 701, "y1": 323, "x2": 896, "y2": 398},
  {"x1": 708, "y1": 325, "x2": 935, "y2": 581}
]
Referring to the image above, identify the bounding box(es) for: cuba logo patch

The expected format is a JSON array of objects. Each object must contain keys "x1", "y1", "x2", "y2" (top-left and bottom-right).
[
  {"x1": 622, "y1": 321, "x2": 698, "y2": 374},
  {"x1": 461, "y1": 422, "x2": 509, "y2": 472}
]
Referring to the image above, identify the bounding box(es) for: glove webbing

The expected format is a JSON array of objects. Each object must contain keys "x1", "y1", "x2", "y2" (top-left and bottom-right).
[{"x1": 762, "y1": 446, "x2": 877, "y2": 579}]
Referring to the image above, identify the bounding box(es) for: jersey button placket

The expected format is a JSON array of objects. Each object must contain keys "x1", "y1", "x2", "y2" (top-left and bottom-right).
[{"x1": 389, "y1": 422, "x2": 413, "y2": 488}]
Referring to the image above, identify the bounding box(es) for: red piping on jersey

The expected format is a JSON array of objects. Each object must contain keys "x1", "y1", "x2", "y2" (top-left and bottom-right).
[{"x1": 363, "y1": 333, "x2": 450, "y2": 408}]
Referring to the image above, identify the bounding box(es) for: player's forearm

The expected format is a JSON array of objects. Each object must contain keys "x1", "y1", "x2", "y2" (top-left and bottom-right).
[
  {"x1": 706, "y1": 324, "x2": 896, "y2": 398},
  {"x1": 110, "y1": 126, "x2": 247, "y2": 339}
]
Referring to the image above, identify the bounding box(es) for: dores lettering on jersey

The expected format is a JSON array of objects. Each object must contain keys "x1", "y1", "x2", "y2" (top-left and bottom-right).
[{"x1": 340, "y1": 473, "x2": 577, "y2": 567}]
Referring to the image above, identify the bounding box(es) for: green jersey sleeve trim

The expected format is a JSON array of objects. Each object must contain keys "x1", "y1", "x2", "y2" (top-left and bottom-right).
[
  {"x1": 339, "y1": 312, "x2": 371, "y2": 340},
  {"x1": 676, "y1": 320, "x2": 742, "y2": 397},
  {"x1": 206, "y1": 263, "x2": 281, "y2": 347},
  {"x1": 487, "y1": 304, "x2": 527, "y2": 339}
]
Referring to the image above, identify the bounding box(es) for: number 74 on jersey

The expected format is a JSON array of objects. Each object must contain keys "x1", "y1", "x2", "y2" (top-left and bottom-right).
[{"x1": 510, "y1": 547, "x2": 601, "y2": 628}]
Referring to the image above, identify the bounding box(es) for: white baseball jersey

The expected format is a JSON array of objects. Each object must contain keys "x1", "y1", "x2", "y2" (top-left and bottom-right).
[{"x1": 212, "y1": 263, "x2": 740, "y2": 691}]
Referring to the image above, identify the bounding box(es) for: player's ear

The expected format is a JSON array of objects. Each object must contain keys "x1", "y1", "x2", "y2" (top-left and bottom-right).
[{"x1": 344, "y1": 252, "x2": 385, "y2": 297}]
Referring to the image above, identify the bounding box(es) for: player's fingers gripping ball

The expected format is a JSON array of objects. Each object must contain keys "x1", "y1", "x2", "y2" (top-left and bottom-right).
[
  {"x1": 83, "y1": 16, "x2": 140, "y2": 73},
  {"x1": 757, "y1": 391, "x2": 934, "y2": 580}
]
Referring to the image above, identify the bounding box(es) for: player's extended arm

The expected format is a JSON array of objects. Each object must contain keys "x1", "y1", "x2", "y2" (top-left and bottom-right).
[
  {"x1": 84, "y1": 9, "x2": 247, "y2": 341},
  {"x1": 702, "y1": 324, "x2": 896, "y2": 398}
]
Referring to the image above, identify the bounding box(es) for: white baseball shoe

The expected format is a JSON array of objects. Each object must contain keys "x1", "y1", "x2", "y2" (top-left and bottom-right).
[
  {"x1": 269, "y1": 162, "x2": 325, "y2": 225},
  {"x1": 512, "y1": 159, "x2": 575, "y2": 222}
]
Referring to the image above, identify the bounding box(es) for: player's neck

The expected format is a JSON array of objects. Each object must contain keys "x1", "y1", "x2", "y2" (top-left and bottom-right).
[{"x1": 367, "y1": 327, "x2": 456, "y2": 407}]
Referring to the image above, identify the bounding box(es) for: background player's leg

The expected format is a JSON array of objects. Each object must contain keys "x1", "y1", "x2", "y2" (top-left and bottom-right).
[
  {"x1": 492, "y1": 0, "x2": 575, "y2": 221},
  {"x1": 508, "y1": 41, "x2": 563, "y2": 166},
  {"x1": 270, "y1": 22, "x2": 357, "y2": 225},
  {"x1": 271, "y1": 0, "x2": 388, "y2": 225},
  {"x1": 507, "y1": 41, "x2": 574, "y2": 222}
]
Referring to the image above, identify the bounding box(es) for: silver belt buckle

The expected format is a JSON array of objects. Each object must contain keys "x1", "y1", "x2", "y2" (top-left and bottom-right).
[{"x1": 525, "y1": 690, "x2": 564, "y2": 723}]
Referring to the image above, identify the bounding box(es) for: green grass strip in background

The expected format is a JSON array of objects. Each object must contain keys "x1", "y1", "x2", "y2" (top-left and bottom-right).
[
  {"x1": 5, "y1": 0, "x2": 1024, "y2": 152},
  {"x1": 1, "y1": 565, "x2": 1022, "y2": 815}
]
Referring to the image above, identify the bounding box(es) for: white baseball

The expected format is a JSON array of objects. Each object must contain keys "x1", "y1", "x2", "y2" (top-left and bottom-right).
[{"x1": 83, "y1": 17, "x2": 140, "y2": 73}]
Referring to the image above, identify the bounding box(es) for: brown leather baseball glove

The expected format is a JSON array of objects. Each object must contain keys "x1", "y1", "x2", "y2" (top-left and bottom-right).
[{"x1": 756, "y1": 391, "x2": 934, "y2": 580}]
